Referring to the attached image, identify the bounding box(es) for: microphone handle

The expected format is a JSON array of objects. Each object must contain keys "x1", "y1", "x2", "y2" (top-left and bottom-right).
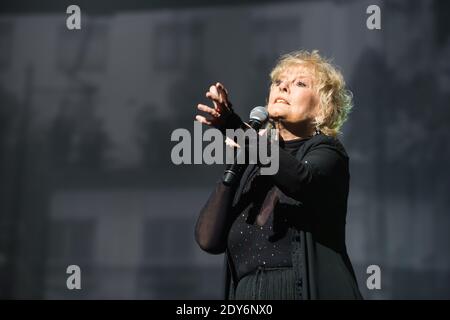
[
  {"x1": 222, "y1": 164, "x2": 247, "y2": 186},
  {"x1": 222, "y1": 120, "x2": 262, "y2": 186}
]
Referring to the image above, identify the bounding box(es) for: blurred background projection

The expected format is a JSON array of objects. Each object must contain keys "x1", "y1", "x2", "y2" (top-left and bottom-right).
[{"x1": 0, "y1": 0, "x2": 449, "y2": 299}]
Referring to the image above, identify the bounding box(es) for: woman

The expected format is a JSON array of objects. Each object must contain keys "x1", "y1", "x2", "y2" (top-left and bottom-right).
[{"x1": 194, "y1": 50, "x2": 362, "y2": 300}]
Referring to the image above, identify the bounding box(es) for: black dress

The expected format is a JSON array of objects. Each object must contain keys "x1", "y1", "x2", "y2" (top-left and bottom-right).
[{"x1": 195, "y1": 132, "x2": 363, "y2": 300}]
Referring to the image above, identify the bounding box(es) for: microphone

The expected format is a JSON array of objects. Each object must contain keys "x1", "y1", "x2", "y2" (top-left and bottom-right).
[{"x1": 222, "y1": 106, "x2": 269, "y2": 186}]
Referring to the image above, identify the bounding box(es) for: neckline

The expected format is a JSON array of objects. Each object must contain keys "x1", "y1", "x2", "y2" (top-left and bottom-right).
[
  {"x1": 283, "y1": 135, "x2": 313, "y2": 145},
  {"x1": 282, "y1": 130, "x2": 322, "y2": 145}
]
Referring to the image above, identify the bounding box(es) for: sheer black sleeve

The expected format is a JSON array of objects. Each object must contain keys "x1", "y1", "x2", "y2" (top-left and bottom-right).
[
  {"x1": 194, "y1": 182, "x2": 239, "y2": 254},
  {"x1": 194, "y1": 104, "x2": 258, "y2": 254}
]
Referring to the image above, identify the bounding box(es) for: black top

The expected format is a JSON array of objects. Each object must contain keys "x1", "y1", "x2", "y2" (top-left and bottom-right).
[
  {"x1": 195, "y1": 133, "x2": 334, "y2": 256},
  {"x1": 195, "y1": 131, "x2": 363, "y2": 299},
  {"x1": 227, "y1": 138, "x2": 309, "y2": 280}
]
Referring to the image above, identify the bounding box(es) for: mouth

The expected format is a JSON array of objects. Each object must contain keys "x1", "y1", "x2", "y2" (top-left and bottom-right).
[{"x1": 273, "y1": 97, "x2": 290, "y2": 105}]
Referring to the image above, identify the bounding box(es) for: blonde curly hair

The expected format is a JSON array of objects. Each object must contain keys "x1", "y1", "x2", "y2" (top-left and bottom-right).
[{"x1": 270, "y1": 50, "x2": 353, "y2": 137}]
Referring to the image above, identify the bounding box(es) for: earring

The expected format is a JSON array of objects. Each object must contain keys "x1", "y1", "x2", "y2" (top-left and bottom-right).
[{"x1": 314, "y1": 126, "x2": 321, "y2": 136}]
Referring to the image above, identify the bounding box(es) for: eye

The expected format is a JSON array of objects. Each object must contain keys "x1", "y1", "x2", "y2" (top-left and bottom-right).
[
  {"x1": 296, "y1": 81, "x2": 306, "y2": 87},
  {"x1": 272, "y1": 80, "x2": 281, "y2": 86}
]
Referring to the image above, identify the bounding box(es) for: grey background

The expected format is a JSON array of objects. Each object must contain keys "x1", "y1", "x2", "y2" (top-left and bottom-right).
[{"x1": 0, "y1": 0, "x2": 449, "y2": 299}]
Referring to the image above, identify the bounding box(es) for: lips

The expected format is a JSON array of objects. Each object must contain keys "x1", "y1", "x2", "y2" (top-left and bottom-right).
[{"x1": 274, "y1": 97, "x2": 290, "y2": 105}]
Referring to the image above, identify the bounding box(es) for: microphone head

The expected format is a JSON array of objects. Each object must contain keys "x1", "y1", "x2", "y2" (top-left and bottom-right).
[{"x1": 249, "y1": 106, "x2": 269, "y2": 123}]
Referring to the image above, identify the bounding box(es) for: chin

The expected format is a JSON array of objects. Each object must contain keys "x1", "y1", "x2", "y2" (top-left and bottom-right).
[{"x1": 268, "y1": 107, "x2": 286, "y2": 120}]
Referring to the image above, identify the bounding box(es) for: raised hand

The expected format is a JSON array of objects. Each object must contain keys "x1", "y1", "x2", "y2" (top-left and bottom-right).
[{"x1": 195, "y1": 82, "x2": 235, "y2": 130}]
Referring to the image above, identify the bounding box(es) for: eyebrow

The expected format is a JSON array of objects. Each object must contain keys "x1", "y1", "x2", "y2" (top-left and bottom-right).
[
  {"x1": 276, "y1": 73, "x2": 311, "y2": 80},
  {"x1": 272, "y1": 72, "x2": 314, "y2": 87}
]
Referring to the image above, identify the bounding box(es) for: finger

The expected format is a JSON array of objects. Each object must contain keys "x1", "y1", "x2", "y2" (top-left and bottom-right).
[
  {"x1": 205, "y1": 92, "x2": 220, "y2": 110},
  {"x1": 258, "y1": 128, "x2": 268, "y2": 136},
  {"x1": 195, "y1": 115, "x2": 213, "y2": 126},
  {"x1": 208, "y1": 89, "x2": 227, "y2": 111},
  {"x1": 216, "y1": 82, "x2": 229, "y2": 96},
  {"x1": 216, "y1": 84, "x2": 231, "y2": 109},
  {"x1": 207, "y1": 85, "x2": 219, "y2": 102},
  {"x1": 225, "y1": 137, "x2": 241, "y2": 149},
  {"x1": 197, "y1": 103, "x2": 221, "y2": 117},
  {"x1": 210, "y1": 85, "x2": 219, "y2": 97},
  {"x1": 206, "y1": 91, "x2": 220, "y2": 101},
  {"x1": 198, "y1": 103, "x2": 220, "y2": 116},
  {"x1": 215, "y1": 85, "x2": 226, "y2": 104}
]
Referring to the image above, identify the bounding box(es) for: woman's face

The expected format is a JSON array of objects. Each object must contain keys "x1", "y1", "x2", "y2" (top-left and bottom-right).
[{"x1": 267, "y1": 65, "x2": 319, "y2": 127}]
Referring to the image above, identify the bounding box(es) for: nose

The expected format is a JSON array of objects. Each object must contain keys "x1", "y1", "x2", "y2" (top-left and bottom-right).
[{"x1": 278, "y1": 80, "x2": 289, "y2": 93}]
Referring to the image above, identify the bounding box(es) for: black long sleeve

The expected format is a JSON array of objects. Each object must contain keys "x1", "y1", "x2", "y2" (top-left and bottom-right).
[
  {"x1": 194, "y1": 109, "x2": 258, "y2": 254},
  {"x1": 194, "y1": 182, "x2": 237, "y2": 254}
]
